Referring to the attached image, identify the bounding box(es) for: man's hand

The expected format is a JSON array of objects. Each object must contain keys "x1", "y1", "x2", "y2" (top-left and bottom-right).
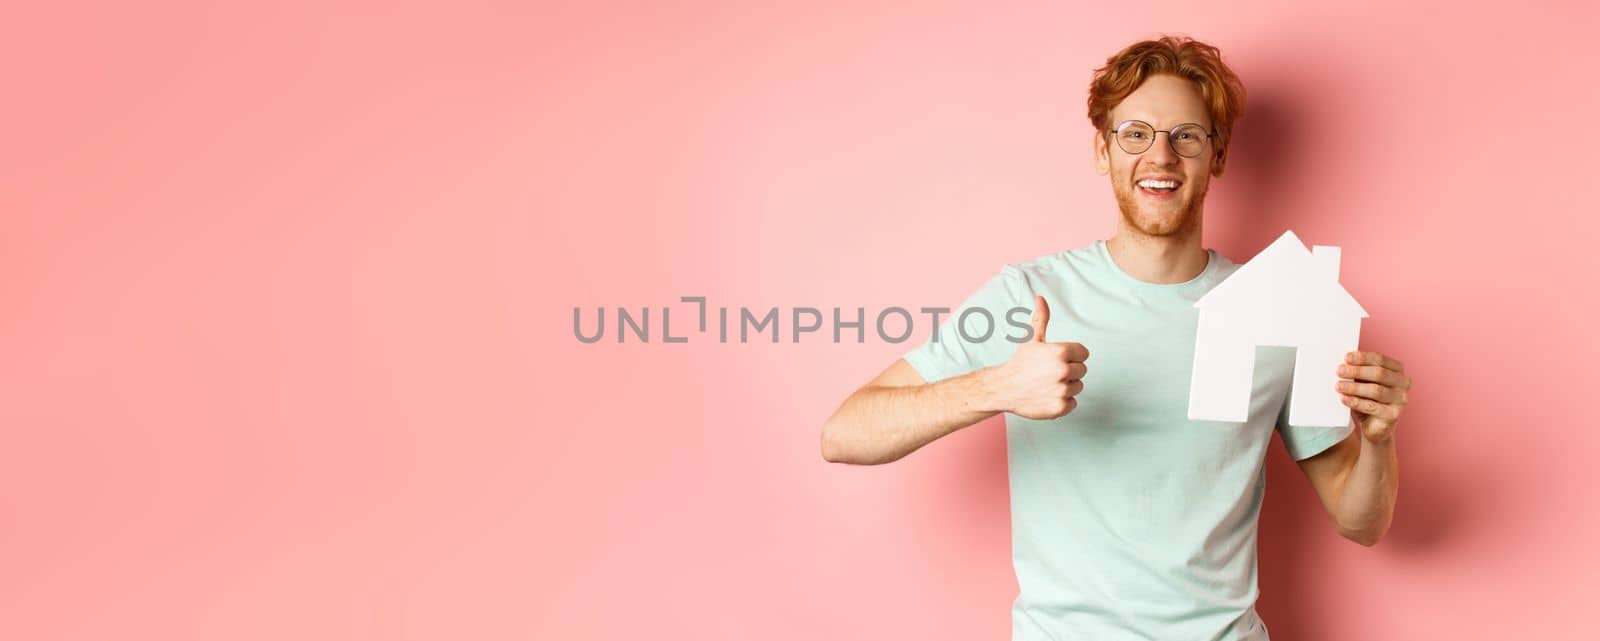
[
  {"x1": 985, "y1": 296, "x2": 1089, "y2": 420},
  {"x1": 1336, "y1": 350, "x2": 1412, "y2": 443}
]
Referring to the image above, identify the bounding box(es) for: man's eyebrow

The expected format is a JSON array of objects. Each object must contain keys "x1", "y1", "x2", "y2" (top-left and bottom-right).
[{"x1": 1112, "y1": 117, "x2": 1214, "y2": 129}]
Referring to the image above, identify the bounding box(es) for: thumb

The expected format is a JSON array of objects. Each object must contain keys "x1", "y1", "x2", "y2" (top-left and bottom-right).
[{"x1": 1030, "y1": 295, "x2": 1050, "y2": 342}]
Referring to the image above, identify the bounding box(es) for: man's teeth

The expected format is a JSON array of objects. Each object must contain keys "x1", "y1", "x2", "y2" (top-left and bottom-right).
[{"x1": 1137, "y1": 179, "x2": 1179, "y2": 190}]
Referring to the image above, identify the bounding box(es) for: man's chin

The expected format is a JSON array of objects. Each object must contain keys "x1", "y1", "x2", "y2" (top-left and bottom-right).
[
  {"x1": 1113, "y1": 187, "x2": 1201, "y2": 237},
  {"x1": 1127, "y1": 210, "x2": 1194, "y2": 237}
]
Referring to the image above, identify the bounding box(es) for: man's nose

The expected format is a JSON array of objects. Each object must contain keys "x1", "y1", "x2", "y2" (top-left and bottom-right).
[{"x1": 1145, "y1": 131, "x2": 1180, "y2": 164}]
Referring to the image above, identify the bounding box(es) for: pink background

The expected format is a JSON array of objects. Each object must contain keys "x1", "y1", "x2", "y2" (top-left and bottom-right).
[{"x1": 4, "y1": 2, "x2": 1597, "y2": 639}]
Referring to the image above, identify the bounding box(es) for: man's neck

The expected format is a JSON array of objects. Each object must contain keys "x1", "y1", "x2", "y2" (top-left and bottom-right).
[{"x1": 1105, "y1": 224, "x2": 1208, "y2": 284}]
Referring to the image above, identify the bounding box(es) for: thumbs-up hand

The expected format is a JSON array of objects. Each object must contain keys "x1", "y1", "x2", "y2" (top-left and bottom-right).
[{"x1": 988, "y1": 296, "x2": 1090, "y2": 420}]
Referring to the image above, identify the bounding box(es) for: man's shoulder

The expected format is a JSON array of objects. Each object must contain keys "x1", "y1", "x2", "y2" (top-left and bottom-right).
[
  {"x1": 1004, "y1": 241, "x2": 1099, "y2": 273},
  {"x1": 995, "y1": 241, "x2": 1103, "y2": 285}
]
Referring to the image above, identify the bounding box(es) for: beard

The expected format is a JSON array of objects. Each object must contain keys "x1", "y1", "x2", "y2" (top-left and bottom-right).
[{"x1": 1112, "y1": 178, "x2": 1205, "y2": 238}]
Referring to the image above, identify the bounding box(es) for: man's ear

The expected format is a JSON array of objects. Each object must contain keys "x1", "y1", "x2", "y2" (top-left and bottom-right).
[{"x1": 1093, "y1": 131, "x2": 1109, "y2": 175}]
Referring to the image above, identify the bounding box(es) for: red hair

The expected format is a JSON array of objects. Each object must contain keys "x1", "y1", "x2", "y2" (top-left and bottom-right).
[{"x1": 1088, "y1": 35, "x2": 1247, "y2": 176}]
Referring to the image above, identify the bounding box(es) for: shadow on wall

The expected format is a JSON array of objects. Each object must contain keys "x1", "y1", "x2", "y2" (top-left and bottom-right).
[
  {"x1": 1231, "y1": 71, "x2": 1468, "y2": 641},
  {"x1": 1207, "y1": 77, "x2": 1301, "y2": 257}
]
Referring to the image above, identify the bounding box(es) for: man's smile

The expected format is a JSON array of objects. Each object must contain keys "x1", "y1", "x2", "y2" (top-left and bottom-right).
[{"x1": 1136, "y1": 176, "x2": 1183, "y2": 200}]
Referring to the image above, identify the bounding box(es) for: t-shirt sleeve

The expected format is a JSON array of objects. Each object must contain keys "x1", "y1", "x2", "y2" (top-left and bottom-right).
[
  {"x1": 902, "y1": 265, "x2": 1035, "y2": 384},
  {"x1": 1274, "y1": 401, "x2": 1356, "y2": 460}
]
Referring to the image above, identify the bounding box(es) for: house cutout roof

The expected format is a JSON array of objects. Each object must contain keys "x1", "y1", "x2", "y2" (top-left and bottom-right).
[{"x1": 1195, "y1": 230, "x2": 1368, "y2": 318}]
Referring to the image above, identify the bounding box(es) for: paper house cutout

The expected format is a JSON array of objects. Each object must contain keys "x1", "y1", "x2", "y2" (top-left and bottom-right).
[{"x1": 1187, "y1": 230, "x2": 1367, "y2": 427}]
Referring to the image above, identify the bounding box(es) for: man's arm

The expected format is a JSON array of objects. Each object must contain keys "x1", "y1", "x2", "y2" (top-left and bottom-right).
[
  {"x1": 1296, "y1": 350, "x2": 1411, "y2": 546},
  {"x1": 1296, "y1": 429, "x2": 1399, "y2": 546},
  {"x1": 819, "y1": 359, "x2": 1001, "y2": 465},
  {"x1": 821, "y1": 296, "x2": 1088, "y2": 465}
]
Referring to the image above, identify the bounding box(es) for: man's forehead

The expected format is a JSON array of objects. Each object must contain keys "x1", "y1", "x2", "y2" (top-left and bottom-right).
[{"x1": 1111, "y1": 76, "x2": 1213, "y2": 127}]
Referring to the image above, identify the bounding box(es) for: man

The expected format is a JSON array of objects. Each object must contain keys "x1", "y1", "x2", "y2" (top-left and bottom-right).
[{"x1": 819, "y1": 36, "x2": 1411, "y2": 641}]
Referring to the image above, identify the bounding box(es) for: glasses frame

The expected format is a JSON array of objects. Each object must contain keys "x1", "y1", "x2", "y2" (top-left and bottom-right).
[{"x1": 1106, "y1": 119, "x2": 1216, "y2": 158}]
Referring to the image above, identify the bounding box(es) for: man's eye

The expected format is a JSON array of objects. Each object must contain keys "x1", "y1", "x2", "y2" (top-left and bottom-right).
[
  {"x1": 1175, "y1": 132, "x2": 1195, "y2": 141},
  {"x1": 1126, "y1": 131, "x2": 1147, "y2": 139}
]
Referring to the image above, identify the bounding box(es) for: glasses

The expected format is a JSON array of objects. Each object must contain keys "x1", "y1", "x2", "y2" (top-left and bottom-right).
[{"x1": 1107, "y1": 120, "x2": 1215, "y2": 158}]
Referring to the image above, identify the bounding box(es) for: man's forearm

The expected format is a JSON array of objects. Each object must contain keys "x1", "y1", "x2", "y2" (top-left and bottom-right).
[
  {"x1": 821, "y1": 367, "x2": 1004, "y2": 465},
  {"x1": 1334, "y1": 434, "x2": 1399, "y2": 545}
]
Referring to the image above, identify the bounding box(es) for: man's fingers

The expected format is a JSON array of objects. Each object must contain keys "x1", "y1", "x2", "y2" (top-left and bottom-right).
[
  {"x1": 1030, "y1": 295, "x2": 1050, "y2": 342},
  {"x1": 1064, "y1": 361, "x2": 1088, "y2": 382},
  {"x1": 1340, "y1": 394, "x2": 1401, "y2": 420},
  {"x1": 1338, "y1": 363, "x2": 1409, "y2": 389},
  {"x1": 1336, "y1": 380, "x2": 1402, "y2": 404},
  {"x1": 1052, "y1": 361, "x2": 1088, "y2": 382},
  {"x1": 1060, "y1": 342, "x2": 1090, "y2": 364},
  {"x1": 1346, "y1": 350, "x2": 1405, "y2": 373}
]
